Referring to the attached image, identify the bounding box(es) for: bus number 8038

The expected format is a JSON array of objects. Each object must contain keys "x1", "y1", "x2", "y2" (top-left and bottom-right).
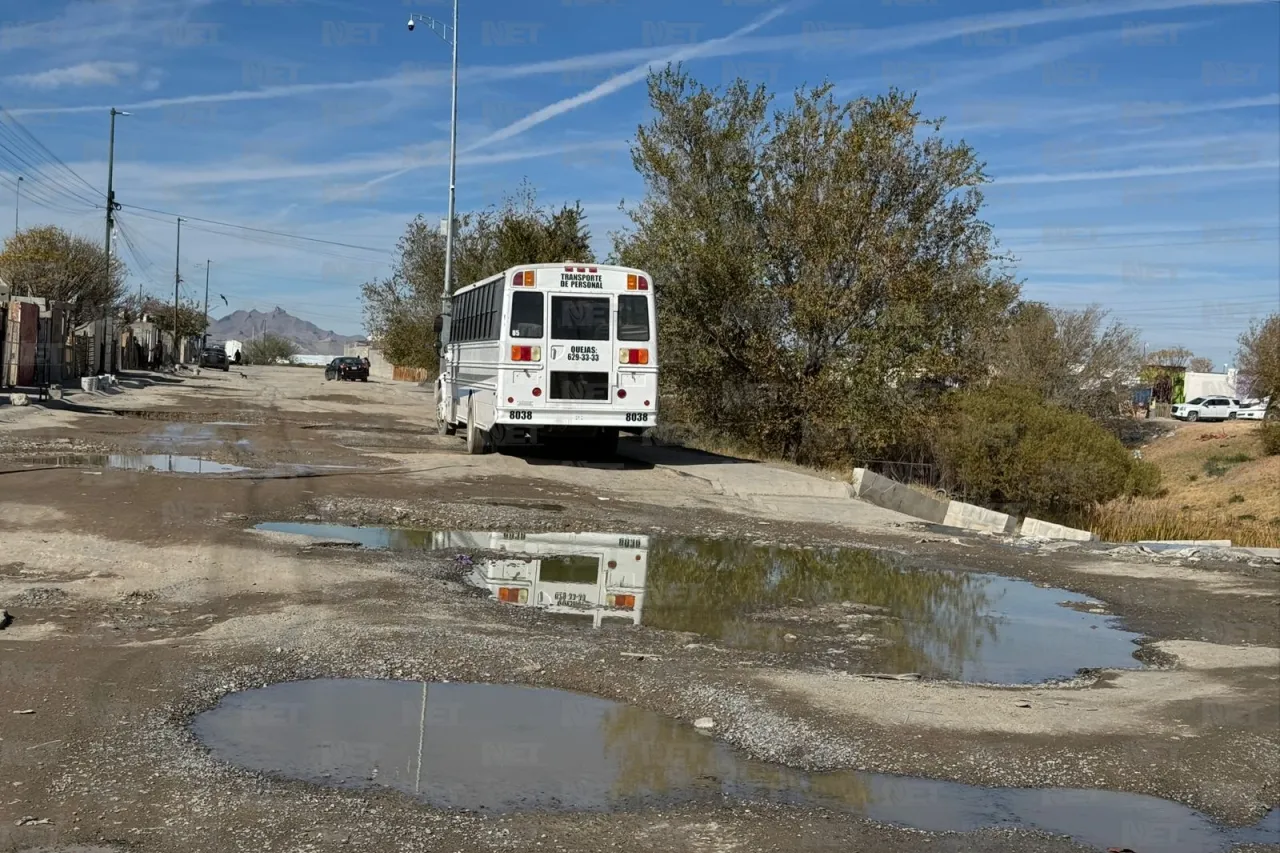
[{"x1": 625, "y1": 412, "x2": 649, "y2": 423}]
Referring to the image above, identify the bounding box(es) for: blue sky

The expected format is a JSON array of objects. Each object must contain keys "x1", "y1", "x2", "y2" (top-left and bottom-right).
[{"x1": 0, "y1": 0, "x2": 1277, "y2": 366}]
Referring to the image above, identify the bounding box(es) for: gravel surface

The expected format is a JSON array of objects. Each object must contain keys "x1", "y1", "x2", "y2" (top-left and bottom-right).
[{"x1": 1, "y1": 367, "x2": 1276, "y2": 853}]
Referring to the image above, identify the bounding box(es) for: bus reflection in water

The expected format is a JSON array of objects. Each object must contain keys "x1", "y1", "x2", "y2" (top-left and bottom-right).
[{"x1": 433, "y1": 531, "x2": 648, "y2": 627}]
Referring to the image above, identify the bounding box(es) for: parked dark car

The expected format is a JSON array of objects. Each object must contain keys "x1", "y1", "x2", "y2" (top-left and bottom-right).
[
  {"x1": 200, "y1": 347, "x2": 229, "y2": 371},
  {"x1": 325, "y1": 356, "x2": 368, "y2": 382}
]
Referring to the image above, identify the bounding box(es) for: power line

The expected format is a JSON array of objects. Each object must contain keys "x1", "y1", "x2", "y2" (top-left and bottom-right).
[
  {"x1": 119, "y1": 203, "x2": 391, "y2": 255},
  {"x1": 0, "y1": 105, "x2": 102, "y2": 199}
]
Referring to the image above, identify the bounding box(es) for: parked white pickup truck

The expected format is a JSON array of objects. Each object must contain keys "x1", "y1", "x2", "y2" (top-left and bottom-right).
[
  {"x1": 1235, "y1": 398, "x2": 1271, "y2": 420},
  {"x1": 1171, "y1": 396, "x2": 1238, "y2": 421}
]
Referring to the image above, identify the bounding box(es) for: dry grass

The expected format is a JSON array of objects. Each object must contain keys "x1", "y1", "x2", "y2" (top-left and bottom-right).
[{"x1": 1088, "y1": 420, "x2": 1280, "y2": 546}]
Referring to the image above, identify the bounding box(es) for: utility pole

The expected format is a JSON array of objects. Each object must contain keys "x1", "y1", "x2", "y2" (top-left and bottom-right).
[
  {"x1": 408, "y1": 1, "x2": 459, "y2": 351},
  {"x1": 173, "y1": 217, "x2": 182, "y2": 364},
  {"x1": 105, "y1": 109, "x2": 128, "y2": 300},
  {"x1": 13, "y1": 175, "x2": 20, "y2": 236},
  {"x1": 202, "y1": 260, "x2": 211, "y2": 350}
]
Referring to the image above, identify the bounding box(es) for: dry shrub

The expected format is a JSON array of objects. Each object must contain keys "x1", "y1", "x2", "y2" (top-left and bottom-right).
[
  {"x1": 934, "y1": 384, "x2": 1161, "y2": 519},
  {"x1": 1086, "y1": 499, "x2": 1280, "y2": 548}
]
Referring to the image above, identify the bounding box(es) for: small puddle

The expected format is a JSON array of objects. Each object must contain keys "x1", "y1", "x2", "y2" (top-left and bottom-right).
[
  {"x1": 192, "y1": 679, "x2": 1279, "y2": 851},
  {"x1": 146, "y1": 424, "x2": 251, "y2": 447},
  {"x1": 19, "y1": 453, "x2": 248, "y2": 474},
  {"x1": 254, "y1": 525, "x2": 1143, "y2": 684}
]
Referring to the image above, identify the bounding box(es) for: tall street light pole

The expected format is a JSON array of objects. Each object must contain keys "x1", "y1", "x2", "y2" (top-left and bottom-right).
[
  {"x1": 408, "y1": 2, "x2": 459, "y2": 353},
  {"x1": 173, "y1": 217, "x2": 183, "y2": 364},
  {"x1": 105, "y1": 108, "x2": 128, "y2": 298},
  {"x1": 13, "y1": 175, "x2": 21, "y2": 237},
  {"x1": 202, "y1": 260, "x2": 211, "y2": 350}
]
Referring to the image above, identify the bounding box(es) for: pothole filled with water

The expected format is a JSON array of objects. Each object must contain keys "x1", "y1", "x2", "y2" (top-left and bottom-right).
[
  {"x1": 21, "y1": 453, "x2": 249, "y2": 474},
  {"x1": 253, "y1": 525, "x2": 1143, "y2": 684},
  {"x1": 144, "y1": 424, "x2": 253, "y2": 446},
  {"x1": 192, "y1": 679, "x2": 1279, "y2": 852}
]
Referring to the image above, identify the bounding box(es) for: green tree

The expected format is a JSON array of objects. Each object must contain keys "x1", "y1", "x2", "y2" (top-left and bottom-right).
[
  {"x1": 1237, "y1": 314, "x2": 1280, "y2": 454},
  {"x1": 362, "y1": 181, "x2": 592, "y2": 371},
  {"x1": 994, "y1": 302, "x2": 1142, "y2": 421},
  {"x1": 612, "y1": 69, "x2": 1018, "y2": 465},
  {"x1": 0, "y1": 225, "x2": 127, "y2": 326},
  {"x1": 139, "y1": 296, "x2": 207, "y2": 340},
  {"x1": 1237, "y1": 314, "x2": 1279, "y2": 408},
  {"x1": 242, "y1": 334, "x2": 299, "y2": 365},
  {"x1": 1188, "y1": 356, "x2": 1215, "y2": 373},
  {"x1": 1146, "y1": 346, "x2": 1195, "y2": 368}
]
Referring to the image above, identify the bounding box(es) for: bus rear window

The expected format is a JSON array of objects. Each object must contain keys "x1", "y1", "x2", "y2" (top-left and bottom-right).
[
  {"x1": 510, "y1": 291, "x2": 544, "y2": 338},
  {"x1": 551, "y1": 296, "x2": 609, "y2": 341},
  {"x1": 617, "y1": 295, "x2": 649, "y2": 342}
]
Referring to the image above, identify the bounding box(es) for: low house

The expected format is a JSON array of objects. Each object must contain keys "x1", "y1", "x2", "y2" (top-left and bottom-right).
[{"x1": 1184, "y1": 369, "x2": 1239, "y2": 401}]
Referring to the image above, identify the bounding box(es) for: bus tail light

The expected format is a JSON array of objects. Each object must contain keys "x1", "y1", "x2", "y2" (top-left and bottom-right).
[
  {"x1": 626, "y1": 274, "x2": 650, "y2": 291},
  {"x1": 617, "y1": 389, "x2": 626, "y2": 399},
  {"x1": 608, "y1": 594, "x2": 635, "y2": 610},
  {"x1": 619, "y1": 348, "x2": 649, "y2": 365},
  {"x1": 513, "y1": 270, "x2": 534, "y2": 287},
  {"x1": 532, "y1": 387, "x2": 542, "y2": 397},
  {"x1": 498, "y1": 587, "x2": 528, "y2": 604},
  {"x1": 511, "y1": 345, "x2": 541, "y2": 361}
]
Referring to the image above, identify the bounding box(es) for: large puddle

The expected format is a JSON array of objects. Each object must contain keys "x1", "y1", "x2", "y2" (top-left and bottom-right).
[
  {"x1": 254, "y1": 525, "x2": 1143, "y2": 684},
  {"x1": 193, "y1": 679, "x2": 1279, "y2": 851}
]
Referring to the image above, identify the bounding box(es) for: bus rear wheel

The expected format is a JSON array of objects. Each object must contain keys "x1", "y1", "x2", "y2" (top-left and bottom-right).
[{"x1": 466, "y1": 419, "x2": 490, "y2": 455}]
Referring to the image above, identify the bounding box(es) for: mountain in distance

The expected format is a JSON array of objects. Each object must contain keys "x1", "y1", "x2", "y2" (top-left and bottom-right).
[{"x1": 208, "y1": 307, "x2": 363, "y2": 356}]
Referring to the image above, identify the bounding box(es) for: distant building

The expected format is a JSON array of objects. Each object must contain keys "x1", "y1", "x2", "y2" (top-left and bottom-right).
[
  {"x1": 287, "y1": 354, "x2": 330, "y2": 367},
  {"x1": 224, "y1": 340, "x2": 243, "y2": 361}
]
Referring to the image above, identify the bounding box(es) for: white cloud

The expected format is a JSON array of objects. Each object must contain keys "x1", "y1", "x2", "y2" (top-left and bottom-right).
[
  {"x1": 10, "y1": 0, "x2": 1274, "y2": 117},
  {"x1": 80, "y1": 139, "x2": 629, "y2": 195},
  {"x1": 946, "y1": 93, "x2": 1280, "y2": 134},
  {"x1": 5, "y1": 61, "x2": 140, "y2": 89},
  {"x1": 992, "y1": 160, "x2": 1280, "y2": 185},
  {"x1": 0, "y1": 0, "x2": 216, "y2": 54}
]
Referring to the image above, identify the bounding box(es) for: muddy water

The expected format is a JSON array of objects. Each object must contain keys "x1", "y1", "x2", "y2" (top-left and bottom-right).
[
  {"x1": 192, "y1": 679, "x2": 1279, "y2": 852},
  {"x1": 144, "y1": 423, "x2": 252, "y2": 446},
  {"x1": 18, "y1": 453, "x2": 249, "y2": 474},
  {"x1": 254, "y1": 525, "x2": 1143, "y2": 684}
]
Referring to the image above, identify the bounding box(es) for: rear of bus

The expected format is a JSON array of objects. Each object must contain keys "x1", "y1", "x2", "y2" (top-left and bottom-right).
[{"x1": 500, "y1": 263, "x2": 657, "y2": 447}]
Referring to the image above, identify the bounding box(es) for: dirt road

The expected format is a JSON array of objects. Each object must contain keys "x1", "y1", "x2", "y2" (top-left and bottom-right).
[{"x1": 1, "y1": 367, "x2": 1277, "y2": 853}]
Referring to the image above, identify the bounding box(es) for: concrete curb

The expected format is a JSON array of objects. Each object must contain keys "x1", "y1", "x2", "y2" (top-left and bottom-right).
[
  {"x1": 850, "y1": 469, "x2": 1102, "y2": 540},
  {"x1": 850, "y1": 469, "x2": 1018, "y2": 535},
  {"x1": 850, "y1": 469, "x2": 949, "y2": 524},
  {"x1": 1019, "y1": 517, "x2": 1098, "y2": 542}
]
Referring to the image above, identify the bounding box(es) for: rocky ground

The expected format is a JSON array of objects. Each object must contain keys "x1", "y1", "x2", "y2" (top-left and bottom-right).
[{"x1": 0, "y1": 367, "x2": 1277, "y2": 853}]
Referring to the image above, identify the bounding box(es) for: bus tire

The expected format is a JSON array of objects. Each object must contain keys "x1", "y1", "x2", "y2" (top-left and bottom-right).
[
  {"x1": 437, "y1": 404, "x2": 457, "y2": 436},
  {"x1": 466, "y1": 418, "x2": 489, "y2": 455},
  {"x1": 465, "y1": 398, "x2": 489, "y2": 455}
]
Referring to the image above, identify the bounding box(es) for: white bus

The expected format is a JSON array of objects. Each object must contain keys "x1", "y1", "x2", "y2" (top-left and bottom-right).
[
  {"x1": 434, "y1": 262, "x2": 657, "y2": 455},
  {"x1": 433, "y1": 531, "x2": 649, "y2": 628}
]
